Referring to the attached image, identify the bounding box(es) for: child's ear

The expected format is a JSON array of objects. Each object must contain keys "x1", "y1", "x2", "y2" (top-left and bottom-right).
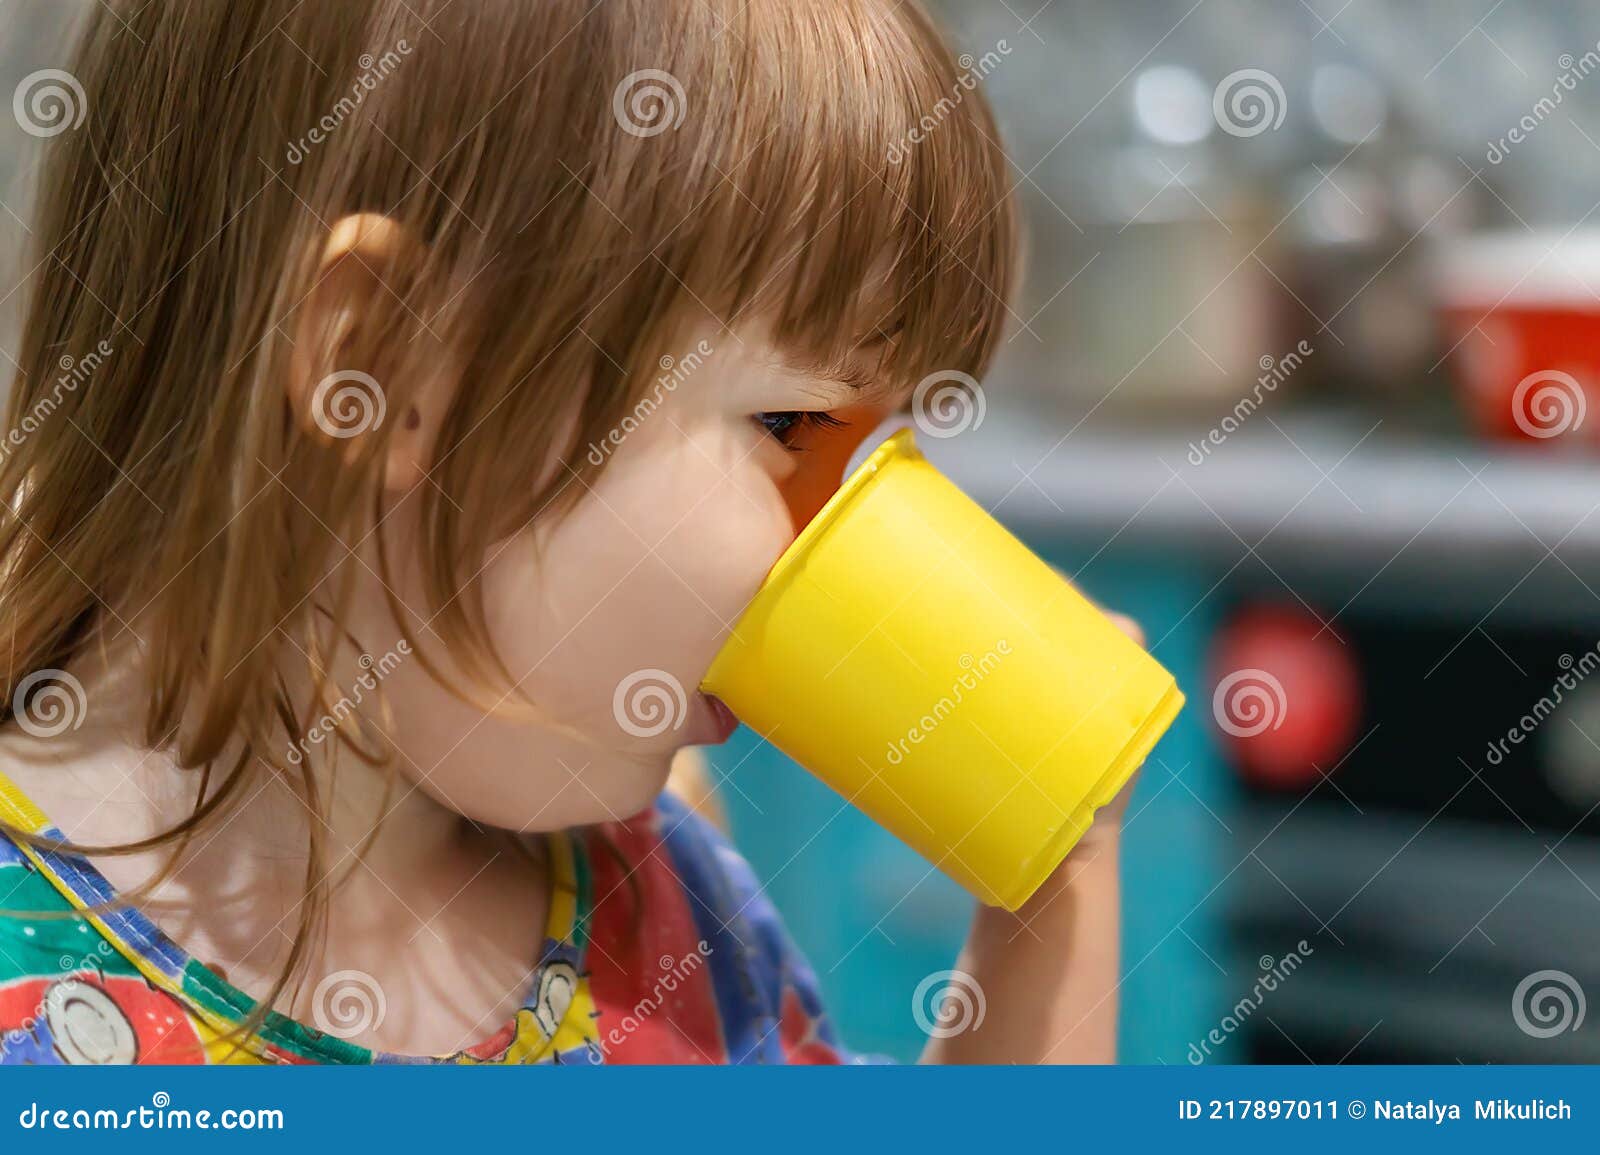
[{"x1": 287, "y1": 212, "x2": 454, "y2": 492}]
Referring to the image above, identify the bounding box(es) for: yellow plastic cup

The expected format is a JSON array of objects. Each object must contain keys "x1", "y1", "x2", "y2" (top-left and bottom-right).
[{"x1": 700, "y1": 428, "x2": 1184, "y2": 910}]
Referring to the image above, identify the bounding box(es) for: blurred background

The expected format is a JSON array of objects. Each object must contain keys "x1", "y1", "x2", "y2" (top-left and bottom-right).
[
  {"x1": 714, "y1": 0, "x2": 1600, "y2": 1065},
  {"x1": 8, "y1": 1, "x2": 1600, "y2": 1064}
]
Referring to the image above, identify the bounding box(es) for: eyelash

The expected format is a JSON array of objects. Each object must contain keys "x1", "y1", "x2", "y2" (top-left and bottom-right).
[{"x1": 754, "y1": 410, "x2": 846, "y2": 450}]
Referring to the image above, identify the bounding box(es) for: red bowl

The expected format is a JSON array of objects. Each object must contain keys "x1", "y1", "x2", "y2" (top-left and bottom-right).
[{"x1": 1436, "y1": 232, "x2": 1600, "y2": 446}]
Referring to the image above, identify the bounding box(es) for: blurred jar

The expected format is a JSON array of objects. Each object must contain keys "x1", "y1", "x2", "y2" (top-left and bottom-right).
[
  {"x1": 1280, "y1": 63, "x2": 1482, "y2": 406},
  {"x1": 1006, "y1": 63, "x2": 1278, "y2": 421}
]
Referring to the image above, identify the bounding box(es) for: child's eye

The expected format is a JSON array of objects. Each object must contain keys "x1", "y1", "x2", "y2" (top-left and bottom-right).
[{"x1": 753, "y1": 410, "x2": 846, "y2": 450}]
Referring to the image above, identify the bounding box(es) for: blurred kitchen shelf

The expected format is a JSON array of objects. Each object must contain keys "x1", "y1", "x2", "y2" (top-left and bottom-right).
[
  {"x1": 926, "y1": 411, "x2": 1600, "y2": 625},
  {"x1": 935, "y1": 412, "x2": 1600, "y2": 557}
]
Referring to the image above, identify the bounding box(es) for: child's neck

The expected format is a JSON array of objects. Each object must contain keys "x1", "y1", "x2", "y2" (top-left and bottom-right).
[{"x1": 0, "y1": 647, "x2": 552, "y2": 1057}]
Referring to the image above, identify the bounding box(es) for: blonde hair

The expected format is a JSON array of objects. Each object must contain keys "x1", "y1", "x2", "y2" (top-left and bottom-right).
[{"x1": 0, "y1": 0, "x2": 1017, "y2": 1048}]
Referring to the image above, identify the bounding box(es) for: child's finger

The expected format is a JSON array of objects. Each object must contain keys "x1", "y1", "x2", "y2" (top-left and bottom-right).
[
  {"x1": 1047, "y1": 566, "x2": 1147, "y2": 648},
  {"x1": 1104, "y1": 611, "x2": 1145, "y2": 648}
]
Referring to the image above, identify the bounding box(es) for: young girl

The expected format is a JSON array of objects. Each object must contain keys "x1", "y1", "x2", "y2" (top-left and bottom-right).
[{"x1": 0, "y1": 0, "x2": 1131, "y2": 1065}]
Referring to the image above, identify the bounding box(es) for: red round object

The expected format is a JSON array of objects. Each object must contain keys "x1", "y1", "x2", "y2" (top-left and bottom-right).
[{"x1": 1208, "y1": 605, "x2": 1362, "y2": 791}]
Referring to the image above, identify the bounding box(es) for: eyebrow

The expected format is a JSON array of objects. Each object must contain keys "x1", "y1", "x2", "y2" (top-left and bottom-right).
[
  {"x1": 777, "y1": 321, "x2": 909, "y2": 403},
  {"x1": 824, "y1": 363, "x2": 912, "y2": 406}
]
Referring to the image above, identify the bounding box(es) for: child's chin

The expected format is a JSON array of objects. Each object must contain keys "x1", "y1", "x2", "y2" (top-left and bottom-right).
[
  {"x1": 606, "y1": 759, "x2": 679, "y2": 820},
  {"x1": 541, "y1": 759, "x2": 677, "y2": 829},
  {"x1": 435, "y1": 755, "x2": 677, "y2": 833}
]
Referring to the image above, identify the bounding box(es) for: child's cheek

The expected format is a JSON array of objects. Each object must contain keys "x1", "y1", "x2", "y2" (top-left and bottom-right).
[
  {"x1": 636, "y1": 431, "x2": 797, "y2": 625},
  {"x1": 486, "y1": 422, "x2": 794, "y2": 718}
]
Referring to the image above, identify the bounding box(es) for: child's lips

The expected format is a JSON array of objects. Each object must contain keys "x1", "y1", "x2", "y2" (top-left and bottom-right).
[{"x1": 691, "y1": 693, "x2": 740, "y2": 745}]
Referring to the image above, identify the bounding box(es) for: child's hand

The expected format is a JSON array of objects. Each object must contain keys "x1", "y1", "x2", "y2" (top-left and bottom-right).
[{"x1": 921, "y1": 596, "x2": 1145, "y2": 1066}]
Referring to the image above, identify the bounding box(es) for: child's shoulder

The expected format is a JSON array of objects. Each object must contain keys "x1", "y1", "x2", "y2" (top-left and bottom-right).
[{"x1": 0, "y1": 835, "x2": 195, "y2": 1065}]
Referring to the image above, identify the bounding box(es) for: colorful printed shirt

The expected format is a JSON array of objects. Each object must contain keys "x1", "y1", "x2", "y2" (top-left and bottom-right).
[{"x1": 0, "y1": 769, "x2": 851, "y2": 1065}]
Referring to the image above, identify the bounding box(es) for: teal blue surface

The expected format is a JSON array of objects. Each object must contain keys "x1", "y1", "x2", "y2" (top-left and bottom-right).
[
  {"x1": 1076, "y1": 549, "x2": 1231, "y2": 1065},
  {"x1": 704, "y1": 537, "x2": 1231, "y2": 1063}
]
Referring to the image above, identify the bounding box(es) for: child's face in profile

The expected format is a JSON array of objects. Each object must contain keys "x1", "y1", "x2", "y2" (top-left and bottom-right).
[{"x1": 366, "y1": 312, "x2": 900, "y2": 832}]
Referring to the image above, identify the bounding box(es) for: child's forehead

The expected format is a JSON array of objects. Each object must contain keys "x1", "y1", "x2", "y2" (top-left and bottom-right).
[{"x1": 729, "y1": 305, "x2": 906, "y2": 387}]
